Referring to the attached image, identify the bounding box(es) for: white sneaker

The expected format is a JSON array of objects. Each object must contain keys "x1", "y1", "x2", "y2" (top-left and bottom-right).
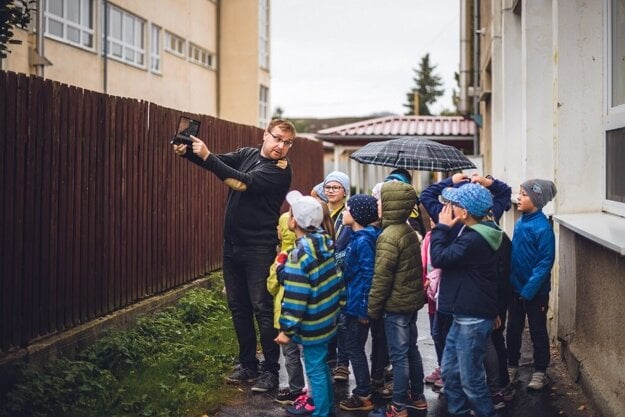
[
  {"x1": 507, "y1": 366, "x2": 519, "y2": 384},
  {"x1": 528, "y1": 371, "x2": 547, "y2": 390}
]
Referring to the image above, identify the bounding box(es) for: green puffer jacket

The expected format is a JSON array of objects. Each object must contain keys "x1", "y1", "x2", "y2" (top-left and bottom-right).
[{"x1": 368, "y1": 181, "x2": 424, "y2": 319}]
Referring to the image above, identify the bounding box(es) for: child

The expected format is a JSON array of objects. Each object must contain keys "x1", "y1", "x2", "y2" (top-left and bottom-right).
[
  {"x1": 276, "y1": 191, "x2": 343, "y2": 417},
  {"x1": 266, "y1": 212, "x2": 305, "y2": 404},
  {"x1": 337, "y1": 195, "x2": 380, "y2": 412},
  {"x1": 429, "y1": 183, "x2": 504, "y2": 417},
  {"x1": 421, "y1": 219, "x2": 444, "y2": 389},
  {"x1": 506, "y1": 179, "x2": 557, "y2": 391},
  {"x1": 368, "y1": 181, "x2": 427, "y2": 417}
]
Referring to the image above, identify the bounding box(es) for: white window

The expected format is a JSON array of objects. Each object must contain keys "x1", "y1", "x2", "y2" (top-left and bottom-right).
[
  {"x1": 605, "y1": 0, "x2": 625, "y2": 211},
  {"x1": 258, "y1": 0, "x2": 269, "y2": 69},
  {"x1": 105, "y1": 5, "x2": 145, "y2": 67},
  {"x1": 259, "y1": 85, "x2": 269, "y2": 128},
  {"x1": 44, "y1": 0, "x2": 94, "y2": 49},
  {"x1": 164, "y1": 31, "x2": 185, "y2": 57},
  {"x1": 150, "y1": 24, "x2": 161, "y2": 73},
  {"x1": 188, "y1": 43, "x2": 215, "y2": 69}
]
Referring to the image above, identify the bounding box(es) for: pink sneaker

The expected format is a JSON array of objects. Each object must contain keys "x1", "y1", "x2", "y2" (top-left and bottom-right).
[
  {"x1": 424, "y1": 367, "x2": 441, "y2": 384},
  {"x1": 285, "y1": 394, "x2": 315, "y2": 416}
]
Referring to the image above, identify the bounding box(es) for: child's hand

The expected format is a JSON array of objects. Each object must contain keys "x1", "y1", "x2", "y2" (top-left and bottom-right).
[
  {"x1": 452, "y1": 173, "x2": 470, "y2": 184},
  {"x1": 438, "y1": 203, "x2": 460, "y2": 227},
  {"x1": 493, "y1": 315, "x2": 502, "y2": 330},
  {"x1": 358, "y1": 317, "x2": 369, "y2": 325},
  {"x1": 274, "y1": 331, "x2": 291, "y2": 345}
]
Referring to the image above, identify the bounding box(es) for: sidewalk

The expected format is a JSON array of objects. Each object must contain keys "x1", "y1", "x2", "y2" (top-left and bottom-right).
[{"x1": 214, "y1": 312, "x2": 597, "y2": 417}]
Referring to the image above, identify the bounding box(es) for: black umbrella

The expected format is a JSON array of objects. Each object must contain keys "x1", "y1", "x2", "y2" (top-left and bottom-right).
[{"x1": 350, "y1": 136, "x2": 476, "y2": 172}]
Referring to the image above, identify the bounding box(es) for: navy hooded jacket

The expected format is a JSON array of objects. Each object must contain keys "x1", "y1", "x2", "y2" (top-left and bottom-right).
[{"x1": 430, "y1": 221, "x2": 504, "y2": 319}]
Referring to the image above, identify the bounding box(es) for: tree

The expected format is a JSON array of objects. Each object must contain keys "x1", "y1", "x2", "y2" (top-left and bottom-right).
[
  {"x1": 0, "y1": 0, "x2": 35, "y2": 59},
  {"x1": 440, "y1": 72, "x2": 460, "y2": 116},
  {"x1": 403, "y1": 53, "x2": 445, "y2": 116},
  {"x1": 272, "y1": 106, "x2": 284, "y2": 119}
]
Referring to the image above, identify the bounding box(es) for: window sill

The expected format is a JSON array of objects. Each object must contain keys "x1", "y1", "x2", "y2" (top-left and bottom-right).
[{"x1": 554, "y1": 211, "x2": 625, "y2": 255}]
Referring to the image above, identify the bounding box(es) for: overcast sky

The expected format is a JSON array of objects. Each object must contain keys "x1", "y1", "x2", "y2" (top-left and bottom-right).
[{"x1": 270, "y1": 0, "x2": 460, "y2": 119}]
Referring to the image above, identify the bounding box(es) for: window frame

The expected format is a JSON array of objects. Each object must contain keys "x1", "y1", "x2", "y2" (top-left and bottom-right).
[
  {"x1": 258, "y1": 0, "x2": 269, "y2": 69},
  {"x1": 604, "y1": 0, "x2": 625, "y2": 217},
  {"x1": 44, "y1": 0, "x2": 95, "y2": 51},
  {"x1": 150, "y1": 23, "x2": 161, "y2": 73},
  {"x1": 259, "y1": 85, "x2": 269, "y2": 128},
  {"x1": 164, "y1": 31, "x2": 185, "y2": 58},
  {"x1": 188, "y1": 42, "x2": 215, "y2": 70},
  {"x1": 104, "y1": 4, "x2": 146, "y2": 69}
]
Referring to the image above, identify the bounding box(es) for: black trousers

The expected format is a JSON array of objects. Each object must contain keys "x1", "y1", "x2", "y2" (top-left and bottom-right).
[{"x1": 506, "y1": 293, "x2": 550, "y2": 372}]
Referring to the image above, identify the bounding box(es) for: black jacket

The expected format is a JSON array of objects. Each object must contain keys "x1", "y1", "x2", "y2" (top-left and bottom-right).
[{"x1": 186, "y1": 147, "x2": 292, "y2": 247}]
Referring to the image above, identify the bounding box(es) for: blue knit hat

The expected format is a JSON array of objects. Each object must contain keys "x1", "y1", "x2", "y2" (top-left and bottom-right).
[
  {"x1": 347, "y1": 194, "x2": 379, "y2": 226},
  {"x1": 324, "y1": 171, "x2": 350, "y2": 196},
  {"x1": 442, "y1": 183, "x2": 493, "y2": 217}
]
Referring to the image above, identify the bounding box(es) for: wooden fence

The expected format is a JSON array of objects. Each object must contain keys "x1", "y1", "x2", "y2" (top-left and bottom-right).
[{"x1": 0, "y1": 71, "x2": 324, "y2": 353}]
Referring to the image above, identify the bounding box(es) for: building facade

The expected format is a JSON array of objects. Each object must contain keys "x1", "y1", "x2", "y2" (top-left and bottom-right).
[
  {"x1": 464, "y1": 1, "x2": 625, "y2": 416},
  {"x1": 2, "y1": 0, "x2": 271, "y2": 127}
]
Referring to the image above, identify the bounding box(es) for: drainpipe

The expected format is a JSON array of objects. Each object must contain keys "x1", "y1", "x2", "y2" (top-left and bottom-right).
[
  {"x1": 472, "y1": 0, "x2": 480, "y2": 155},
  {"x1": 216, "y1": 0, "x2": 221, "y2": 116},
  {"x1": 459, "y1": 0, "x2": 470, "y2": 115},
  {"x1": 102, "y1": 0, "x2": 108, "y2": 93},
  {"x1": 30, "y1": 0, "x2": 52, "y2": 76}
]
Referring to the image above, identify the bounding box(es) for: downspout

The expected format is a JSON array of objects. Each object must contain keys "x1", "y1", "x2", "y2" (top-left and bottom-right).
[
  {"x1": 472, "y1": 0, "x2": 481, "y2": 155},
  {"x1": 216, "y1": 0, "x2": 221, "y2": 116},
  {"x1": 102, "y1": 0, "x2": 108, "y2": 93},
  {"x1": 35, "y1": 0, "x2": 44, "y2": 77},
  {"x1": 459, "y1": 0, "x2": 470, "y2": 116}
]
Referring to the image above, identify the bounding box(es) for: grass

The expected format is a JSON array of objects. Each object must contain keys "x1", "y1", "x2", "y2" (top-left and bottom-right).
[{"x1": 0, "y1": 277, "x2": 239, "y2": 417}]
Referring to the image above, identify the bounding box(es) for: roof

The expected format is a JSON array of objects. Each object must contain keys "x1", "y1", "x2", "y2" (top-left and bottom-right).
[{"x1": 316, "y1": 115, "x2": 475, "y2": 142}]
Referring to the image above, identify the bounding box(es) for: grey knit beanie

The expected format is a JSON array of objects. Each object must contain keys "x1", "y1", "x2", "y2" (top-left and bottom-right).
[{"x1": 520, "y1": 179, "x2": 557, "y2": 209}]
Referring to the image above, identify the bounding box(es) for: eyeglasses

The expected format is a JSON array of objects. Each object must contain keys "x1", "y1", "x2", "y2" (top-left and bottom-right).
[
  {"x1": 324, "y1": 185, "x2": 343, "y2": 193},
  {"x1": 266, "y1": 130, "x2": 294, "y2": 148}
]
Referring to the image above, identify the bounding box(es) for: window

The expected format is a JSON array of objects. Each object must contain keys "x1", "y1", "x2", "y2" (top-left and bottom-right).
[
  {"x1": 44, "y1": 0, "x2": 94, "y2": 49},
  {"x1": 606, "y1": 0, "x2": 625, "y2": 212},
  {"x1": 611, "y1": 0, "x2": 625, "y2": 107},
  {"x1": 188, "y1": 43, "x2": 215, "y2": 69},
  {"x1": 164, "y1": 31, "x2": 185, "y2": 57},
  {"x1": 259, "y1": 85, "x2": 269, "y2": 128},
  {"x1": 150, "y1": 24, "x2": 161, "y2": 73},
  {"x1": 105, "y1": 5, "x2": 145, "y2": 67},
  {"x1": 258, "y1": 0, "x2": 269, "y2": 69}
]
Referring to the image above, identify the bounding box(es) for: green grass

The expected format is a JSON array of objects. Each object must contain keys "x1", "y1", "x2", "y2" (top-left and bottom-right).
[{"x1": 0, "y1": 278, "x2": 239, "y2": 417}]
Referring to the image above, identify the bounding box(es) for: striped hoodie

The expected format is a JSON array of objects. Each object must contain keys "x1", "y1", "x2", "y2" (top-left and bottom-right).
[{"x1": 279, "y1": 231, "x2": 342, "y2": 346}]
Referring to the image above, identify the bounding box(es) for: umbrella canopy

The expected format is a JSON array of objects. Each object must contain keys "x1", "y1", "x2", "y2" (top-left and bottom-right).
[{"x1": 350, "y1": 136, "x2": 476, "y2": 172}]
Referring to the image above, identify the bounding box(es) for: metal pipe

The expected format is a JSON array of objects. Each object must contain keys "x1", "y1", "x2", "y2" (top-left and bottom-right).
[
  {"x1": 103, "y1": 0, "x2": 108, "y2": 93},
  {"x1": 472, "y1": 0, "x2": 480, "y2": 155},
  {"x1": 459, "y1": 0, "x2": 470, "y2": 115},
  {"x1": 35, "y1": 0, "x2": 44, "y2": 77}
]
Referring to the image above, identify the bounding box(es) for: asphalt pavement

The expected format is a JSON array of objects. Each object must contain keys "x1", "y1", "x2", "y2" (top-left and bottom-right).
[{"x1": 214, "y1": 312, "x2": 597, "y2": 417}]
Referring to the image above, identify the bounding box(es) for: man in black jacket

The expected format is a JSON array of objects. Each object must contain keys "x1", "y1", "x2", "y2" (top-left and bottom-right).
[{"x1": 173, "y1": 119, "x2": 296, "y2": 392}]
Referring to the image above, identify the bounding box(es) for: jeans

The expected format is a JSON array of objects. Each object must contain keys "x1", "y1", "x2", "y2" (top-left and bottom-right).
[
  {"x1": 384, "y1": 311, "x2": 425, "y2": 407},
  {"x1": 442, "y1": 316, "x2": 496, "y2": 417},
  {"x1": 344, "y1": 315, "x2": 371, "y2": 396},
  {"x1": 303, "y1": 342, "x2": 334, "y2": 417},
  {"x1": 369, "y1": 317, "x2": 388, "y2": 381},
  {"x1": 223, "y1": 242, "x2": 279, "y2": 374},
  {"x1": 432, "y1": 311, "x2": 453, "y2": 366},
  {"x1": 506, "y1": 293, "x2": 550, "y2": 372},
  {"x1": 332, "y1": 311, "x2": 349, "y2": 367},
  {"x1": 282, "y1": 341, "x2": 305, "y2": 392}
]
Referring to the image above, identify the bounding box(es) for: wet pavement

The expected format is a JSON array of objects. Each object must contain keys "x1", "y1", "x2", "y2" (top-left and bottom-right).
[{"x1": 214, "y1": 312, "x2": 596, "y2": 417}]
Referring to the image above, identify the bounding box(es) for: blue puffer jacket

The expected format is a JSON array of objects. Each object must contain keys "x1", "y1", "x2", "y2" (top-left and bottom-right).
[
  {"x1": 341, "y1": 225, "x2": 380, "y2": 319},
  {"x1": 510, "y1": 210, "x2": 555, "y2": 300},
  {"x1": 430, "y1": 222, "x2": 503, "y2": 319}
]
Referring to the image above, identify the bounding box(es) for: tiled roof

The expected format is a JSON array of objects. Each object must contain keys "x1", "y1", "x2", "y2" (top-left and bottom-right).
[{"x1": 316, "y1": 115, "x2": 475, "y2": 139}]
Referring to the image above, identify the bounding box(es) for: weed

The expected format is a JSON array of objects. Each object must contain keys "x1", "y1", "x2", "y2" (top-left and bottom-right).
[{"x1": 0, "y1": 284, "x2": 238, "y2": 417}]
